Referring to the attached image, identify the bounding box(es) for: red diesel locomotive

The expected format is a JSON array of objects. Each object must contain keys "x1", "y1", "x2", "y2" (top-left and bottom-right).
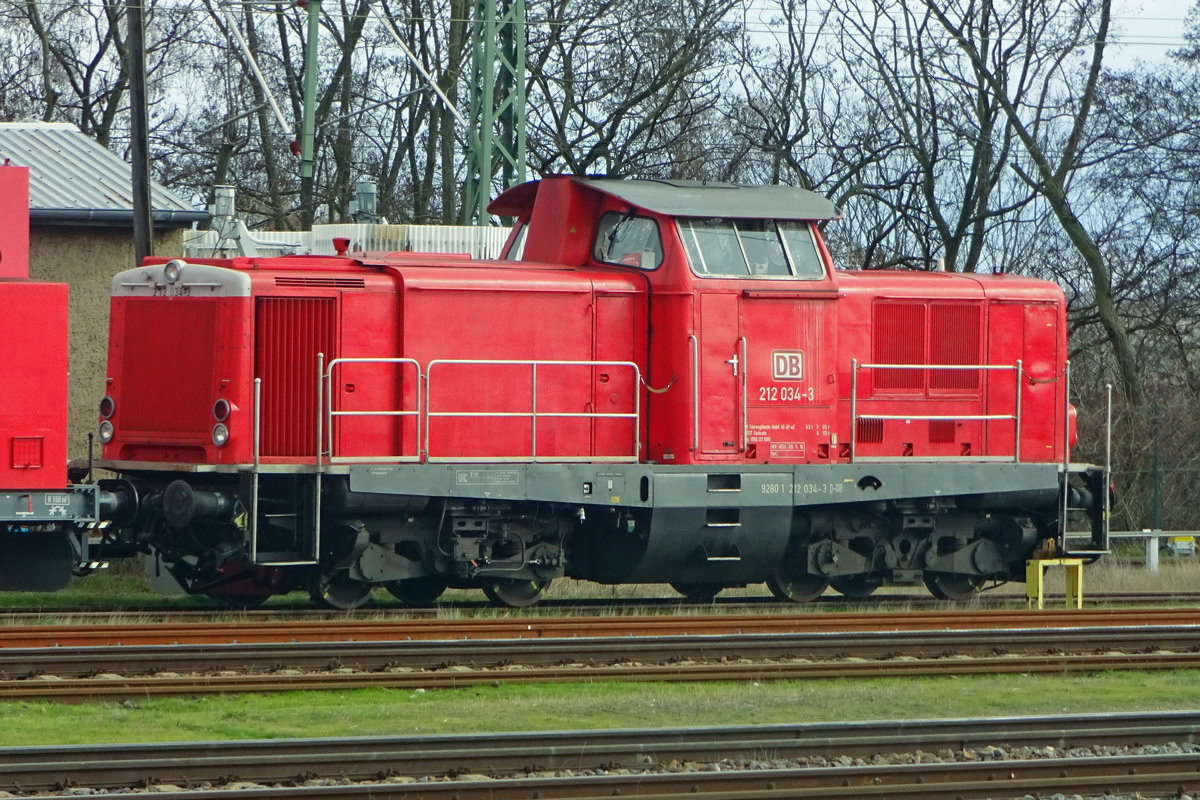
[{"x1": 95, "y1": 176, "x2": 1108, "y2": 607}]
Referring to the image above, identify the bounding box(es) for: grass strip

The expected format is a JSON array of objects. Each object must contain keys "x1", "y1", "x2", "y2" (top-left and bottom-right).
[{"x1": 0, "y1": 671, "x2": 1198, "y2": 746}]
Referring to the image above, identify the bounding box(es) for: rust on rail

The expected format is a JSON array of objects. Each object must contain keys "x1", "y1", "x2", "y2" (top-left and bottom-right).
[{"x1": 2, "y1": 607, "x2": 1199, "y2": 647}]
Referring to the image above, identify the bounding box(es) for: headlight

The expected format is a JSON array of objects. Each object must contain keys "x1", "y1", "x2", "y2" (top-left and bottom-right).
[
  {"x1": 99, "y1": 395, "x2": 115, "y2": 419},
  {"x1": 212, "y1": 423, "x2": 229, "y2": 447},
  {"x1": 98, "y1": 420, "x2": 114, "y2": 443},
  {"x1": 213, "y1": 398, "x2": 231, "y2": 422},
  {"x1": 163, "y1": 259, "x2": 184, "y2": 284}
]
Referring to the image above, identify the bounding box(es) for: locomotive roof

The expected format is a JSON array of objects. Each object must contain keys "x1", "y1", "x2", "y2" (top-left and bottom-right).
[{"x1": 490, "y1": 176, "x2": 841, "y2": 221}]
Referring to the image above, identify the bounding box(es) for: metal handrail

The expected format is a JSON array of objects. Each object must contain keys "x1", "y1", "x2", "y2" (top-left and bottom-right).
[
  {"x1": 323, "y1": 357, "x2": 422, "y2": 464},
  {"x1": 250, "y1": 377, "x2": 261, "y2": 562},
  {"x1": 849, "y1": 359, "x2": 1025, "y2": 463},
  {"x1": 1060, "y1": 360, "x2": 1071, "y2": 541},
  {"x1": 1105, "y1": 381, "x2": 1112, "y2": 542},
  {"x1": 1059, "y1": 374, "x2": 1113, "y2": 555},
  {"x1": 424, "y1": 359, "x2": 641, "y2": 463},
  {"x1": 247, "y1": 372, "x2": 318, "y2": 567},
  {"x1": 738, "y1": 336, "x2": 747, "y2": 452},
  {"x1": 311, "y1": 353, "x2": 323, "y2": 565},
  {"x1": 689, "y1": 335, "x2": 699, "y2": 452}
]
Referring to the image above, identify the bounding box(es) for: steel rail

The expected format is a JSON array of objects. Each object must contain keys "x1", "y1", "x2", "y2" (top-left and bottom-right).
[
  {"x1": 6, "y1": 651, "x2": 1200, "y2": 701},
  {"x1": 4, "y1": 625, "x2": 1200, "y2": 679},
  {"x1": 15, "y1": 753, "x2": 1200, "y2": 799},
  {"x1": 4, "y1": 590, "x2": 1200, "y2": 622},
  {"x1": 5, "y1": 711, "x2": 1200, "y2": 793},
  {"x1": 5, "y1": 607, "x2": 1200, "y2": 647}
]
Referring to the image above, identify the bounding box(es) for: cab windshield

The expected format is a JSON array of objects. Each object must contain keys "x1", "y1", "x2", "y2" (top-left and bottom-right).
[{"x1": 677, "y1": 218, "x2": 825, "y2": 279}]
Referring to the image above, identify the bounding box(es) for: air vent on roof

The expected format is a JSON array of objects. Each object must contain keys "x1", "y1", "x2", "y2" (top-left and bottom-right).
[{"x1": 274, "y1": 276, "x2": 366, "y2": 289}]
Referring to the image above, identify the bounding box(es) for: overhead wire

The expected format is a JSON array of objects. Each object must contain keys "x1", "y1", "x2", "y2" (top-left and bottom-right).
[{"x1": 10, "y1": 0, "x2": 1197, "y2": 50}]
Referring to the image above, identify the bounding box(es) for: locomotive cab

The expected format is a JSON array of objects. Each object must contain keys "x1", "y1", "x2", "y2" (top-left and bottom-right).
[{"x1": 497, "y1": 176, "x2": 845, "y2": 468}]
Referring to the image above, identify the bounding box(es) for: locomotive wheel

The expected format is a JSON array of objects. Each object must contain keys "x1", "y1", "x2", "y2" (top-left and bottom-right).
[
  {"x1": 766, "y1": 569, "x2": 830, "y2": 603},
  {"x1": 212, "y1": 593, "x2": 270, "y2": 609},
  {"x1": 924, "y1": 572, "x2": 985, "y2": 602},
  {"x1": 309, "y1": 571, "x2": 374, "y2": 610},
  {"x1": 482, "y1": 577, "x2": 551, "y2": 608},
  {"x1": 386, "y1": 577, "x2": 448, "y2": 606},
  {"x1": 830, "y1": 576, "x2": 881, "y2": 599},
  {"x1": 670, "y1": 582, "x2": 723, "y2": 603}
]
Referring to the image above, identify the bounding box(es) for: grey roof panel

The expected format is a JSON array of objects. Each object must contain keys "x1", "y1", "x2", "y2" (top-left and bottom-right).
[
  {"x1": 575, "y1": 177, "x2": 841, "y2": 220},
  {"x1": 0, "y1": 122, "x2": 207, "y2": 228}
]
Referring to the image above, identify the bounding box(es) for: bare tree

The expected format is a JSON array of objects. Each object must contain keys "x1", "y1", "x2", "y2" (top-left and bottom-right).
[
  {"x1": 370, "y1": 0, "x2": 471, "y2": 222},
  {"x1": 3, "y1": 0, "x2": 203, "y2": 146},
  {"x1": 831, "y1": 1, "x2": 1036, "y2": 273},
  {"x1": 922, "y1": 0, "x2": 1144, "y2": 404},
  {"x1": 524, "y1": 0, "x2": 739, "y2": 178}
]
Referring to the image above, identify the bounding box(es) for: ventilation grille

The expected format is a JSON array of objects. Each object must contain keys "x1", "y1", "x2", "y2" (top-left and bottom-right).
[
  {"x1": 872, "y1": 303, "x2": 925, "y2": 390},
  {"x1": 275, "y1": 276, "x2": 366, "y2": 289},
  {"x1": 928, "y1": 419, "x2": 956, "y2": 443},
  {"x1": 856, "y1": 418, "x2": 884, "y2": 443},
  {"x1": 872, "y1": 301, "x2": 983, "y2": 394},
  {"x1": 11, "y1": 437, "x2": 43, "y2": 469},
  {"x1": 255, "y1": 297, "x2": 337, "y2": 457},
  {"x1": 930, "y1": 304, "x2": 981, "y2": 390}
]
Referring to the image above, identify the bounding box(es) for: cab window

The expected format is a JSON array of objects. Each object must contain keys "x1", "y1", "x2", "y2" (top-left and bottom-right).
[
  {"x1": 678, "y1": 217, "x2": 826, "y2": 279},
  {"x1": 503, "y1": 221, "x2": 528, "y2": 260},
  {"x1": 778, "y1": 221, "x2": 825, "y2": 278},
  {"x1": 593, "y1": 211, "x2": 663, "y2": 269}
]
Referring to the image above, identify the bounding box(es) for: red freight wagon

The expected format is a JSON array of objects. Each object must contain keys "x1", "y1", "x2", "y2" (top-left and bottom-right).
[
  {"x1": 0, "y1": 280, "x2": 69, "y2": 491},
  {"x1": 96, "y1": 176, "x2": 1108, "y2": 607},
  {"x1": 0, "y1": 165, "x2": 110, "y2": 590}
]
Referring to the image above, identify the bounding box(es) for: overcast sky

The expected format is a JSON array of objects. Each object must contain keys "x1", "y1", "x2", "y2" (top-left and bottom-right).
[{"x1": 1110, "y1": 0, "x2": 1195, "y2": 64}]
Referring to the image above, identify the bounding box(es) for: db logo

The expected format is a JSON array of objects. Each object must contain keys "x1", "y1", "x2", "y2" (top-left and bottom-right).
[{"x1": 772, "y1": 350, "x2": 804, "y2": 380}]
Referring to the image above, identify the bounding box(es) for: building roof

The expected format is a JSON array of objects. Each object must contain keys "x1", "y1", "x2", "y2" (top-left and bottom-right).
[{"x1": 0, "y1": 122, "x2": 208, "y2": 228}]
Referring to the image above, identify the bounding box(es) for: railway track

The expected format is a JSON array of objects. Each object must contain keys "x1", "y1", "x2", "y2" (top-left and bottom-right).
[
  {"x1": 6, "y1": 711, "x2": 1200, "y2": 797},
  {"x1": 4, "y1": 622, "x2": 1200, "y2": 700},
  {"x1": 4, "y1": 607, "x2": 1200, "y2": 646},
  {"x1": 6, "y1": 624, "x2": 1200, "y2": 676},
  {"x1": 3, "y1": 589, "x2": 1200, "y2": 622}
]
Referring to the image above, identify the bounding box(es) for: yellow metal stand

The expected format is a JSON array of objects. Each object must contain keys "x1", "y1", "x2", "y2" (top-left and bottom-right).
[{"x1": 1025, "y1": 558, "x2": 1084, "y2": 609}]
